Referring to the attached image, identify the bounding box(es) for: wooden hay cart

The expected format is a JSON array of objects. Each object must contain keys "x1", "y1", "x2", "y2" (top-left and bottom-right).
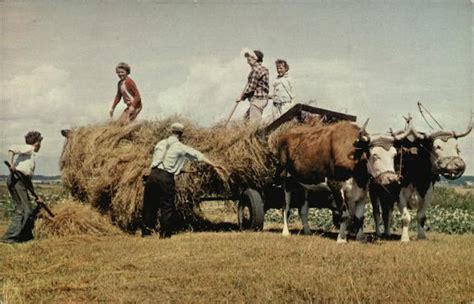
[{"x1": 203, "y1": 103, "x2": 356, "y2": 231}]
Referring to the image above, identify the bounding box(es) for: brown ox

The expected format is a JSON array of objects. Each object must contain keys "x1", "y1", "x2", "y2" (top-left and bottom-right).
[
  {"x1": 276, "y1": 120, "x2": 370, "y2": 240},
  {"x1": 277, "y1": 120, "x2": 369, "y2": 184}
]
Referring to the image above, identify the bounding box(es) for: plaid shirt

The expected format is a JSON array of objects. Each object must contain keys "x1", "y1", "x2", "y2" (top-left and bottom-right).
[{"x1": 241, "y1": 63, "x2": 269, "y2": 100}]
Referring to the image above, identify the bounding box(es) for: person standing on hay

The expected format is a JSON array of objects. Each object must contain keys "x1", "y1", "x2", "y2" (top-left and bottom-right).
[
  {"x1": 236, "y1": 49, "x2": 269, "y2": 124},
  {"x1": 269, "y1": 59, "x2": 295, "y2": 120},
  {"x1": 1, "y1": 131, "x2": 44, "y2": 244},
  {"x1": 109, "y1": 62, "x2": 143, "y2": 125},
  {"x1": 142, "y1": 122, "x2": 228, "y2": 238}
]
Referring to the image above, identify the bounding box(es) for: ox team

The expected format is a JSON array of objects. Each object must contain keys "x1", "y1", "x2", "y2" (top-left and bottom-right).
[{"x1": 2, "y1": 48, "x2": 472, "y2": 243}]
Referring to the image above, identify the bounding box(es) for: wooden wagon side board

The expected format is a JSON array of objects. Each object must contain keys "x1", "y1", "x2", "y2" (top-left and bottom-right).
[{"x1": 259, "y1": 103, "x2": 357, "y2": 137}]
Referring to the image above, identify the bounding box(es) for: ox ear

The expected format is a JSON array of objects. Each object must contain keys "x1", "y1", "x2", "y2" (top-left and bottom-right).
[{"x1": 453, "y1": 112, "x2": 473, "y2": 138}]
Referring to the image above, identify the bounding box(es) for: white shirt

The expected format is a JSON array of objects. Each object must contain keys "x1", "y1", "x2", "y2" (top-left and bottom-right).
[
  {"x1": 272, "y1": 73, "x2": 295, "y2": 104},
  {"x1": 9, "y1": 145, "x2": 37, "y2": 176},
  {"x1": 151, "y1": 136, "x2": 204, "y2": 175}
]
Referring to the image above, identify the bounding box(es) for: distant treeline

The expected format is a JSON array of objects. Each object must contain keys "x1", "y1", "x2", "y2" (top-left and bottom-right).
[{"x1": 440, "y1": 175, "x2": 474, "y2": 186}]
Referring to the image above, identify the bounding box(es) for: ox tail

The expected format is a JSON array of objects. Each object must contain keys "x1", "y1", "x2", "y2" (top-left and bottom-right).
[{"x1": 275, "y1": 136, "x2": 289, "y2": 184}]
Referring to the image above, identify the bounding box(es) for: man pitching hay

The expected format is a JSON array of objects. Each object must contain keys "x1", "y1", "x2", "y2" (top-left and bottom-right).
[
  {"x1": 2, "y1": 131, "x2": 44, "y2": 244},
  {"x1": 142, "y1": 122, "x2": 228, "y2": 238}
]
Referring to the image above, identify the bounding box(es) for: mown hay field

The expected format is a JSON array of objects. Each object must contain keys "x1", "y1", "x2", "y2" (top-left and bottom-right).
[
  {"x1": 1, "y1": 184, "x2": 473, "y2": 303},
  {"x1": 1, "y1": 223, "x2": 473, "y2": 303}
]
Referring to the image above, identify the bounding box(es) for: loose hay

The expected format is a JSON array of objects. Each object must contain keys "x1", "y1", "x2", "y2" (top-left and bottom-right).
[
  {"x1": 60, "y1": 117, "x2": 323, "y2": 231},
  {"x1": 35, "y1": 199, "x2": 121, "y2": 238}
]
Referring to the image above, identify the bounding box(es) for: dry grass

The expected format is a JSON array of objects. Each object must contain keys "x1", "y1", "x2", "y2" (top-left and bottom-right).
[
  {"x1": 59, "y1": 118, "x2": 319, "y2": 231},
  {"x1": 1, "y1": 220, "x2": 473, "y2": 303},
  {"x1": 34, "y1": 198, "x2": 121, "y2": 239}
]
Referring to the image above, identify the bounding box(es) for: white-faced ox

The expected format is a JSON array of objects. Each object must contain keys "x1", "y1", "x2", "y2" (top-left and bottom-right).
[
  {"x1": 371, "y1": 118, "x2": 472, "y2": 242},
  {"x1": 276, "y1": 120, "x2": 411, "y2": 243}
]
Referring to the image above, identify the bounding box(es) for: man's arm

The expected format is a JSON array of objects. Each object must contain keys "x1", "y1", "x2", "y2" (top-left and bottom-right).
[
  {"x1": 182, "y1": 144, "x2": 229, "y2": 180},
  {"x1": 201, "y1": 156, "x2": 229, "y2": 181}
]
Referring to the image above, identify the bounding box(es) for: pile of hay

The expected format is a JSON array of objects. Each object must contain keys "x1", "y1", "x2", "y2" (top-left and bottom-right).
[
  {"x1": 34, "y1": 198, "x2": 121, "y2": 238},
  {"x1": 60, "y1": 117, "x2": 293, "y2": 231}
]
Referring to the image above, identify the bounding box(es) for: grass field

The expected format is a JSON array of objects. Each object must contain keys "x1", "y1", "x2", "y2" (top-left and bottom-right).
[
  {"x1": 1, "y1": 223, "x2": 473, "y2": 303},
  {"x1": 1, "y1": 184, "x2": 473, "y2": 303}
]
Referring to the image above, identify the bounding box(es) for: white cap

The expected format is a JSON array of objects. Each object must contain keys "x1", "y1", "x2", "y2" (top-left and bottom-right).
[{"x1": 170, "y1": 122, "x2": 185, "y2": 132}]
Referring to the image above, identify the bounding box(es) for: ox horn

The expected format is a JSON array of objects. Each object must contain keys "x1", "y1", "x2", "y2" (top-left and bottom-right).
[
  {"x1": 361, "y1": 118, "x2": 369, "y2": 133},
  {"x1": 358, "y1": 118, "x2": 370, "y2": 142},
  {"x1": 390, "y1": 124, "x2": 413, "y2": 140},
  {"x1": 409, "y1": 123, "x2": 425, "y2": 139},
  {"x1": 453, "y1": 112, "x2": 473, "y2": 138}
]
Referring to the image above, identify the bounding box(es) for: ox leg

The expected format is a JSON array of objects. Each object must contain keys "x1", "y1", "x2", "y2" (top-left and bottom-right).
[
  {"x1": 299, "y1": 189, "x2": 311, "y2": 235},
  {"x1": 399, "y1": 186, "x2": 413, "y2": 242},
  {"x1": 417, "y1": 185, "x2": 433, "y2": 240},
  {"x1": 282, "y1": 184, "x2": 291, "y2": 237},
  {"x1": 382, "y1": 202, "x2": 393, "y2": 237},
  {"x1": 354, "y1": 200, "x2": 366, "y2": 242},
  {"x1": 336, "y1": 188, "x2": 349, "y2": 244},
  {"x1": 371, "y1": 193, "x2": 383, "y2": 238}
]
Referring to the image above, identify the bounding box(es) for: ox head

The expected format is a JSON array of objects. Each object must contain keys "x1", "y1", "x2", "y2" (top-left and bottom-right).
[
  {"x1": 366, "y1": 126, "x2": 413, "y2": 185},
  {"x1": 366, "y1": 135, "x2": 399, "y2": 185},
  {"x1": 411, "y1": 114, "x2": 472, "y2": 180}
]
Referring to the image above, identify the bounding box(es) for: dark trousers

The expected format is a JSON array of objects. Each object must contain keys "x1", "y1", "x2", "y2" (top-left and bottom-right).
[
  {"x1": 2, "y1": 174, "x2": 39, "y2": 243},
  {"x1": 142, "y1": 168, "x2": 176, "y2": 237}
]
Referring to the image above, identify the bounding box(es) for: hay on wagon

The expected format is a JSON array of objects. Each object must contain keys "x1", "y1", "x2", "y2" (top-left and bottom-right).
[{"x1": 60, "y1": 117, "x2": 304, "y2": 231}]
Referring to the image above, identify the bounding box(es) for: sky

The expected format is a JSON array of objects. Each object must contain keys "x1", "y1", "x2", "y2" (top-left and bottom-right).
[{"x1": 0, "y1": 0, "x2": 473, "y2": 176}]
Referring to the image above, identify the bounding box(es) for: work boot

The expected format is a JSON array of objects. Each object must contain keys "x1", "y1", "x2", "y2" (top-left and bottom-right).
[
  {"x1": 159, "y1": 230, "x2": 172, "y2": 239},
  {"x1": 141, "y1": 226, "x2": 153, "y2": 237}
]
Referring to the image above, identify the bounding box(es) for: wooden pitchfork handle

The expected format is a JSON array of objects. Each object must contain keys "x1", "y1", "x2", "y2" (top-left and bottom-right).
[
  {"x1": 3, "y1": 161, "x2": 55, "y2": 218},
  {"x1": 224, "y1": 102, "x2": 240, "y2": 127}
]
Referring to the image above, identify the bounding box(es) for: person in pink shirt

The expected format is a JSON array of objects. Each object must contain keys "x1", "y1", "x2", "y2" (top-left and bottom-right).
[{"x1": 109, "y1": 62, "x2": 143, "y2": 124}]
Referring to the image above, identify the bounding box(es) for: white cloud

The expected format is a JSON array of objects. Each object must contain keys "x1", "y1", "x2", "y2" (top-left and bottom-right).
[
  {"x1": 0, "y1": 64, "x2": 107, "y2": 175},
  {"x1": 1, "y1": 59, "x2": 472, "y2": 176},
  {"x1": 150, "y1": 56, "x2": 249, "y2": 125}
]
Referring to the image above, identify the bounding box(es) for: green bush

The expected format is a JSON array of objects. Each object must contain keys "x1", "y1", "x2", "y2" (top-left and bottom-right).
[
  {"x1": 431, "y1": 187, "x2": 474, "y2": 211},
  {"x1": 265, "y1": 188, "x2": 474, "y2": 234}
]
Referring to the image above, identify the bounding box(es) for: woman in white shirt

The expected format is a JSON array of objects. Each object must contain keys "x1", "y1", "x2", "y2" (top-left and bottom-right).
[{"x1": 270, "y1": 59, "x2": 295, "y2": 120}]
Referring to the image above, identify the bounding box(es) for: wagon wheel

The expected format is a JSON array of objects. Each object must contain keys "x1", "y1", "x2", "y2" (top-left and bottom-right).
[{"x1": 238, "y1": 188, "x2": 265, "y2": 231}]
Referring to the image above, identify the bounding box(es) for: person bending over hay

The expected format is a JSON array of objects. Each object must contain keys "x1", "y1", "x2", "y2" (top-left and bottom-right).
[{"x1": 142, "y1": 122, "x2": 229, "y2": 238}]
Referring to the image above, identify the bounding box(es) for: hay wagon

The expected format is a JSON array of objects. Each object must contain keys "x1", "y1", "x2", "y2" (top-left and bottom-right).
[{"x1": 202, "y1": 103, "x2": 357, "y2": 231}]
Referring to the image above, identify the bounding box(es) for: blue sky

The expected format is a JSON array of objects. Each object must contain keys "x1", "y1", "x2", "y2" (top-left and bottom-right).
[{"x1": 1, "y1": 0, "x2": 472, "y2": 175}]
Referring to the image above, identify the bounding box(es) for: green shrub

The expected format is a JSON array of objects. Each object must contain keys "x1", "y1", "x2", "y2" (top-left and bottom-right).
[
  {"x1": 265, "y1": 188, "x2": 474, "y2": 234},
  {"x1": 431, "y1": 187, "x2": 474, "y2": 211}
]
